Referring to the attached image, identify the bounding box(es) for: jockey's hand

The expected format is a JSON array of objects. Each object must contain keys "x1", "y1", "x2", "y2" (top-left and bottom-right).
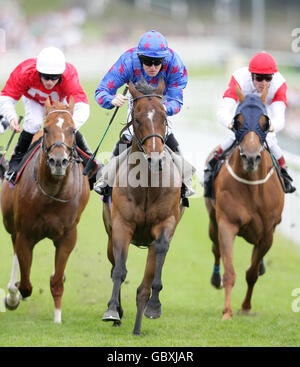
[
  {"x1": 10, "y1": 118, "x2": 21, "y2": 133},
  {"x1": 228, "y1": 122, "x2": 234, "y2": 129},
  {"x1": 269, "y1": 124, "x2": 275, "y2": 132},
  {"x1": 112, "y1": 94, "x2": 128, "y2": 108}
]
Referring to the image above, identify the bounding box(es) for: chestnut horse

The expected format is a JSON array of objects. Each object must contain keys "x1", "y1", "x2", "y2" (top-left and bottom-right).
[
  {"x1": 102, "y1": 79, "x2": 185, "y2": 335},
  {"x1": 205, "y1": 86, "x2": 284, "y2": 320},
  {"x1": 1, "y1": 99, "x2": 90, "y2": 322}
]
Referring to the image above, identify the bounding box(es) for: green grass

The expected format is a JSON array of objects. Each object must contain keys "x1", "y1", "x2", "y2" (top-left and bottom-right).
[{"x1": 1, "y1": 80, "x2": 300, "y2": 347}]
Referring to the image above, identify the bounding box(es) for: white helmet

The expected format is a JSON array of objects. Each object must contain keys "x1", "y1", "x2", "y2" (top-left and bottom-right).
[{"x1": 36, "y1": 47, "x2": 66, "y2": 74}]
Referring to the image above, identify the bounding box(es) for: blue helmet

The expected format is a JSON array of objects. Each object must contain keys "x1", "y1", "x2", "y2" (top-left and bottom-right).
[{"x1": 137, "y1": 30, "x2": 169, "y2": 58}]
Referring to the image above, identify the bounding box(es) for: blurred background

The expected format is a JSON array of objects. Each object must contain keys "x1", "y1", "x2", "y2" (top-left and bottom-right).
[{"x1": 1, "y1": 0, "x2": 300, "y2": 242}]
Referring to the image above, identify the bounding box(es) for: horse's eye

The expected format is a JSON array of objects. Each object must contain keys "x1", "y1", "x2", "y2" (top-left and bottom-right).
[
  {"x1": 234, "y1": 114, "x2": 244, "y2": 130},
  {"x1": 135, "y1": 119, "x2": 140, "y2": 126},
  {"x1": 44, "y1": 127, "x2": 48, "y2": 134}
]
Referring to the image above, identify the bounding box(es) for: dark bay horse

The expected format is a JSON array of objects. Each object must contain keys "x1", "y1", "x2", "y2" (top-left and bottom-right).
[
  {"x1": 102, "y1": 79, "x2": 185, "y2": 335},
  {"x1": 205, "y1": 85, "x2": 284, "y2": 320},
  {"x1": 1, "y1": 98, "x2": 90, "y2": 322}
]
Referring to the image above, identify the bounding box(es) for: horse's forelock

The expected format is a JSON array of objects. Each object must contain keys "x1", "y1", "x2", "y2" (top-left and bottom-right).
[{"x1": 134, "y1": 79, "x2": 156, "y2": 95}]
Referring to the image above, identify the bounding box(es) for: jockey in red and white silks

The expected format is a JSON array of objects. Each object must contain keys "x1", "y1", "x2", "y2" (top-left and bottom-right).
[
  {"x1": 205, "y1": 52, "x2": 295, "y2": 195},
  {"x1": 0, "y1": 47, "x2": 96, "y2": 184},
  {"x1": 0, "y1": 50, "x2": 89, "y2": 133}
]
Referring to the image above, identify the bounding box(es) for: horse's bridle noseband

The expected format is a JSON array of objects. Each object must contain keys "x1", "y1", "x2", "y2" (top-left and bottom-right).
[
  {"x1": 131, "y1": 94, "x2": 167, "y2": 154},
  {"x1": 42, "y1": 109, "x2": 76, "y2": 164}
]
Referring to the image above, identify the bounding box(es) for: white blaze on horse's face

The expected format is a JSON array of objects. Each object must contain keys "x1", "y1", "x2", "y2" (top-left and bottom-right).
[
  {"x1": 147, "y1": 109, "x2": 156, "y2": 150},
  {"x1": 56, "y1": 117, "x2": 65, "y2": 142}
]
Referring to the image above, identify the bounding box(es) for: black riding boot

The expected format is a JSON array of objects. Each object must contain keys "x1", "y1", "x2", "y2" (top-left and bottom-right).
[
  {"x1": 5, "y1": 130, "x2": 34, "y2": 183},
  {"x1": 75, "y1": 131, "x2": 102, "y2": 190},
  {"x1": 280, "y1": 167, "x2": 296, "y2": 194},
  {"x1": 204, "y1": 155, "x2": 219, "y2": 198},
  {"x1": 165, "y1": 133, "x2": 194, "y2": 204},
  {"x1": 93, "y1": 135, "x2": 132, "y2": 196}
]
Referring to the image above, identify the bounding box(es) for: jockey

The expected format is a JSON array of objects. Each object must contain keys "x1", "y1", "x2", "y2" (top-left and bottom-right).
[
  {"x1": 204, "y1": 51, "x2": 296, "y2": 196},
  {"x1": 93, "y1": 29, "x2": 194, "y2": 197},
  {"x1": 0, "y1": 46, "x2": 99, "y2": 188}
]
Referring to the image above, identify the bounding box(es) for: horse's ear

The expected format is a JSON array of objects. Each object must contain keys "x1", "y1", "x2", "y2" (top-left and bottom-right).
[
  {"x1": 155, "y1": 78, "x2": 165, "y2": 96},
  {"x1": 235, "y1": 84, "x2": 245, "y2": 103},
  {"x1": 68, "y1": 96, "x2": 74, "y2": 114},
  {"x1": 260, "y1": 83, "x2": 269, "y2": 104},
  {"x1": 44, "y1": 97, "x2": 51, "y2": 113},
  {"x1": 128, "y1": 81, "x2": 142, "y2": 100}
]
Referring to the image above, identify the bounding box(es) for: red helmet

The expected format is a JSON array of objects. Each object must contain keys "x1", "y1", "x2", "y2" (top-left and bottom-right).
[{"x1": 248, "y1": 52, "x2": 277, "y2": 74}]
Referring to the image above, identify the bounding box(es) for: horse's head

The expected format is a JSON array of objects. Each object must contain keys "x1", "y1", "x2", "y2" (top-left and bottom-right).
[
  {"x1": 129, "y1": 78, "x2": 167, "y2": 172},
  {"x1": 232, "y1": 85, "x2": 270, "y2": 172},
  {"x1": 43, "y1": 98, "x2": 76, "y2": 177}
]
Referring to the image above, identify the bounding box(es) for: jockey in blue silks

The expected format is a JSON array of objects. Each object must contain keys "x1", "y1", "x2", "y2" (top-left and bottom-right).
[{"x1": 94, "y1": 30, "x2": 194, "y2": 198}]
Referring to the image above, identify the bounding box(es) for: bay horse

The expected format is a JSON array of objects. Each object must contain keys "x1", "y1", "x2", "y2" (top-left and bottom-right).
[
  {"x1": 205, "y1": 85, "x2": 284, "y2": 320},
  {"x1": 0, "y1": 98, "x2": 90, "y2": 322},
  {"x1": 102, "y1": 79, "x2": 185, "y2": 335}
]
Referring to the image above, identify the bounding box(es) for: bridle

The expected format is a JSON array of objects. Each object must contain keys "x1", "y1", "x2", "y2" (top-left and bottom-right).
[
  {"x1": 42, "y1": 109, "x2": 76, "y2": 165},
  {"x1": 131, "y1": 94, "x2": 167, "y2": 154}
]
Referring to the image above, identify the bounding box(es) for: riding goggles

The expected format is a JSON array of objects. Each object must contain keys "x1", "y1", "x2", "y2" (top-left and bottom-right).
[
  {"x1": 39, "y1": 73, "x2": 61, "y2": 81},
  {"x1": 253, "y1": 73, "x2": 273, "y2": 82},
  {"x1": 138, "y1": 55, "x2": 164, "y2": 66}
]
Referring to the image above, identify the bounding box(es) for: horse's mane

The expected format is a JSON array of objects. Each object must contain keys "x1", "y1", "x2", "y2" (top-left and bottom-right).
[{"x1": 134, "y1": 78, "x2": 156, "y2": 95}]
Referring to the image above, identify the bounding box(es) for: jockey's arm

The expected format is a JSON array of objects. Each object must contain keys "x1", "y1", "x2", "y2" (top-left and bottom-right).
[
  {"x1": 216, "y1": 97, "x2": 238, "y2": 128},
  {"x1": 0, "y1": 95, "x2": 20, "y2": 131},
  {"x1": 267, "y1": 101, "x2": 286, "y2": 133},
  {"x1": 72, "y1": 102, "x2": 90, "y2": 131}
]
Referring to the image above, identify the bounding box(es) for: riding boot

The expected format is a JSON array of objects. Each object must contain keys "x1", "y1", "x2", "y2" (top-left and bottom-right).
[
  {"x1": 280, "y1": 167, "x2": 296, "y2": 193},
  {"x1": 75, "y1": 130, "x2": 103, "y2": 190},
  {"x1": 204, "y1": 146, "x2": 225, "y2": 199},
  {"x1": 5, "y1": 130, "x2": 34, "y2": 183},
  {"x1": 165, "y1": 133, "x2": 195, "y2": 200},
  {"x1": 94, "y1": 135, "x2": 132, "y2": 196}
]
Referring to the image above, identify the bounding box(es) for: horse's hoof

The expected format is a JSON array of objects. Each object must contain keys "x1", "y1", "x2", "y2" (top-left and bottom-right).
[
  {"x1": 211, "y1": 273, "x2": 223, "y2": 289},
  {"x1": 144, "y1": 304, "x2": 161, "y2": 319},
  {"x1": 102, "y1": 309, "x2": 120, "y2": 322},
  {"x1": 5, "y1": 294, "x2": 20, "y2": 311},
  {"x1": 222, "y1": 313, "x2": 233, "y2": 321},
  {"x1": 133, "y1": 329, "x2": 141, "y2": 336}
]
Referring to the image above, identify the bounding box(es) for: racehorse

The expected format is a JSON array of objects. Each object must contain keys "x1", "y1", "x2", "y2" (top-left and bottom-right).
[
  {"x1": 205, "y1": 85, "x2": 284, "y2": 320},
  {"x1": 0, "y1": 98, "x2": 90, "y2": 322},
  {"x1": 102, "y1": 79, "x2": 185, "y2": 335}
]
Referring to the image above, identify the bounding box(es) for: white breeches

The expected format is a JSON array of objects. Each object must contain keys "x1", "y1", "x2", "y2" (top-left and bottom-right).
[{"x1": 22, "y1": 96, "x2": 45, "y2": 134}]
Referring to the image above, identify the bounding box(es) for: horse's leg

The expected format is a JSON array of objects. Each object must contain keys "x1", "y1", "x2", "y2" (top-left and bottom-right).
[
  {"x1": 241, "y1": 236, "x2": 273, "y2": 314},
  {"x1": 209, "y1": 219, "x2": 222, "y2": 289},
  {"x1": 107, "y1": 236, "x2": 123, "y2": 326},
  {"x1": 218, "y1": 219, "x2": 238, "y2": 320},
  {"x1": 5, "y1": 252, "x2": 21, "y2": 310},
  {"x1": 102, "y1": 218, "x2": 133, "y2": 323},
  {"x1": 144, "y1": 222, "x2": 173, "y2": 320},
  {"x1": 133, "y1": 243, "x2": 156, "y2": 335},
  {"x1": 14, "y1": 233, "x2": 34, "y2": 299},
  {"x1": 50, "y1": 228, "x2": 77, "y2": 323}
]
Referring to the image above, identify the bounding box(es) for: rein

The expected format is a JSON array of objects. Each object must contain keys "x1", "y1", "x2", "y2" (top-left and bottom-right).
[{"x1": 34, "y1": 164, "x2": 73, "y2": 203}]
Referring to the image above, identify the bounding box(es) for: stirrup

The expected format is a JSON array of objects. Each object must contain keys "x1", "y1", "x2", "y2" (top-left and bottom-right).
[{"x1": 4, "y1": 170, "x2": 17, "y2": 184}]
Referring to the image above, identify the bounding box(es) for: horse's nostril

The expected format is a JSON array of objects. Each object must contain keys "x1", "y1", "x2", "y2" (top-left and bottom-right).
[
  {"x1": 255, "y1": 155, "x2": 261, "y2": 163},
  {"x1": 48, "y1": 158, "x2": 55, "y2": 167},
  {"x1": 62, "y1": 159, "x2": 69, "y2": 167}
]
